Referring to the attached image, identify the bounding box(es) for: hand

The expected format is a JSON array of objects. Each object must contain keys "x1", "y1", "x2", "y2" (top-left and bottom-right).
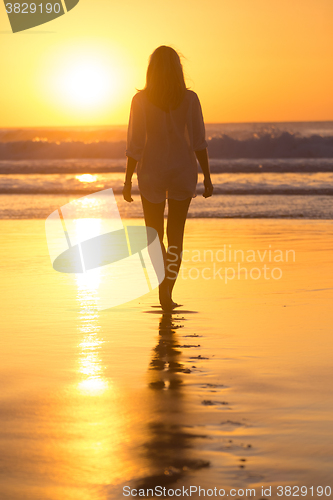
[
  {"x1": 122, "y1": 183, "x2": 133, "y2": 202},
  {"x1": 203, "y1": 177, "x2": 213, "y2": 198}
]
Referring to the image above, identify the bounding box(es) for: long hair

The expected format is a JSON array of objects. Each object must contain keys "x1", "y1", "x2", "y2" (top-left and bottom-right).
[{"x1": 142, "y1": 46, "x2": 188, "y2": 111}]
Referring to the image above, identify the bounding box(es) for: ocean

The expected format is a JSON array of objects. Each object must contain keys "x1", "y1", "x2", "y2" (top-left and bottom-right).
[{"x1": 1, "y1": 121, "x2": 333, "y2": 219}]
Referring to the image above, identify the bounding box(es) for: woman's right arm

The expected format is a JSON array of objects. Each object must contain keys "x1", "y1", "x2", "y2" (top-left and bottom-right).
[
  {"x1": 192, "y1": 93, "x2": 213, "y2": 198},
  {"x1": 195, "y1": 148, "x2": 214, "y2": 198}
]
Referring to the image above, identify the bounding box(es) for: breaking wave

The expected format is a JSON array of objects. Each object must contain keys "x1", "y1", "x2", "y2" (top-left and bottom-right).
[{"x1": 0, "y1": 132, "x2": 333, "y2": 161}]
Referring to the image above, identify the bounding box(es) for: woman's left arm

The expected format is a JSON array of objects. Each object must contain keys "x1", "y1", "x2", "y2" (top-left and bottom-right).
[
  {"x1": 123, "y1": 156, "x2": 137, "y2": 202},
  {"x1": 123, "y1": 93, "x2": 146, "y2": 202}
]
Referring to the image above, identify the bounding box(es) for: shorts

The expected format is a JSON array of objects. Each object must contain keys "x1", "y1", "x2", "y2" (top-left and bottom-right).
[{"x1": 138, "y1": 169, "x2": 197, "y2": 204}]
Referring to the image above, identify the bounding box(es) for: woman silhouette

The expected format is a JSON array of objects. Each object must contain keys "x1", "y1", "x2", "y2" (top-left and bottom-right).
[{"x1": 123, "y1": 46, "x2": 213, "y2": 311}]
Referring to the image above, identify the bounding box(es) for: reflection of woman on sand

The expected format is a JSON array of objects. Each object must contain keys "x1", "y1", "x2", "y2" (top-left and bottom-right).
[
  {"x1": 123, "y1": 45, "x2": 213, "y2": 311},
  {"x1": 135, "y1": 313, "x2": 210, "y2": 491}
]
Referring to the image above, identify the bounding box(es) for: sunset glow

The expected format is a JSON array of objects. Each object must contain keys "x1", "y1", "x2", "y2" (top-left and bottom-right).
[{"x1": 0, "y1": 0, "x2": 332, "y2": 125}]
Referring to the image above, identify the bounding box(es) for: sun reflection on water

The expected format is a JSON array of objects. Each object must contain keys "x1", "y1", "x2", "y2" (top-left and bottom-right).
[
  {"x1": 74, "y1": 217, "x2": 109, "y2": 396},
  {"x1": 75, "y1": 283, "x2": 110, "y2": 396},
  {"x1": 75, "y1": 174, "x2": 98, "y2": 183}
]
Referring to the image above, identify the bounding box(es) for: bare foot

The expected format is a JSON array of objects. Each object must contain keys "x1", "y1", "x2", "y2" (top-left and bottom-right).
[
  {"x1": 171, "y1": 300, "x2": 182, "y2": 308},
  {"x1": 160, "y1": 301, "x2": 172, "y2": 312},
  {"x1": 159, "y1": 282, "x2": 172, "y2": 311},
  {"x1": 159, "y1": 282, "x2": 183, "y2": 311}
]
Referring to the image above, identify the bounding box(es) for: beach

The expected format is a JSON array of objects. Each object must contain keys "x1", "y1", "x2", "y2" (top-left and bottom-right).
[
  {"x1": 1, "y1": 217, "x2": 332, "y2": 499},
  {"x1": 2, "y1": 0, "x2": 333, "y2": 494}
]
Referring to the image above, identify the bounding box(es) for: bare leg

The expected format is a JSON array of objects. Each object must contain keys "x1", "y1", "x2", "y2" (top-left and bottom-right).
[
  {"x1": 166, "y1": 197, "x2": 192, "y2": 302},
  {"x1": 140, "y1": 195, "x2": 172, "y2": 310}
]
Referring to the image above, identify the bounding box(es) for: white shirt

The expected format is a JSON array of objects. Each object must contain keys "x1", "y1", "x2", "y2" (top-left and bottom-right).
[{"x1": 126, "y1": 89, "x2": 207, "y2": 203}]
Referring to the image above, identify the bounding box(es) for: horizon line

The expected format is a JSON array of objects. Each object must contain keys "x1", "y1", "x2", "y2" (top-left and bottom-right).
[{"x1": 1, "y1": 119, "x2": 333, "y2": 130}]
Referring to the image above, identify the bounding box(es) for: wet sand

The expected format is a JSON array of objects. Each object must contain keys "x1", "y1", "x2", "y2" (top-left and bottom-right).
[{"x1": 0, "y1": 219, "x2": 332, "y2": 499}]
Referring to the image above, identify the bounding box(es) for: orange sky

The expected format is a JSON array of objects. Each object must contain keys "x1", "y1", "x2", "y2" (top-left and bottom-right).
[{"x1": 0, "y1": 0, "x2": 332, "y2": 126}]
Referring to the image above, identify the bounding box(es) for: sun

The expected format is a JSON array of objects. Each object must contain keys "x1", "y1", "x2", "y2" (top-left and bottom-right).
[
  {"x1": 37, "y1": 42, "x2": 137, "y2": 123},
  {"x1": 40, "y1": 43, "x2": 130, "y2": 117},
  {"x1": 58, "y1": 58, "x2": 116, "y2": 110}
]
